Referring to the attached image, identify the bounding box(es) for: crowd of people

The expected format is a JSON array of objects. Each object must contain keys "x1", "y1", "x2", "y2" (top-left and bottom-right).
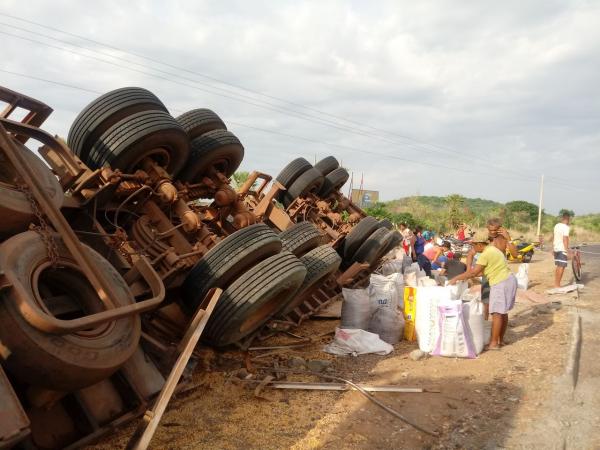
[
  {"x1": 393, "y1": 212, "x2": 574, "y2": 351},
  {"x1": 397, "y1": 219, "x2": 519, "y2": 351}
]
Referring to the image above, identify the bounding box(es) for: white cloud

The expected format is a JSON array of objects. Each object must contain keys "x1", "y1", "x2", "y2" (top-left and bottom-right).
[{"x1": 1, "y1": 0, "x2": 599, "y2": 213}]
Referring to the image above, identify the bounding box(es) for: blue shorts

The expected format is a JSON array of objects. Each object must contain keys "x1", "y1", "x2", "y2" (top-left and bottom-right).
[{"x1": 554, "y1": 251, "x2": 567, "y2": 268}]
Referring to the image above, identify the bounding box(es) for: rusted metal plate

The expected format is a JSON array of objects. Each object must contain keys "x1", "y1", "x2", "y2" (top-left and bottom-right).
[{"x1": 0, "y1": 365, "x2": 30, "y2": 448}]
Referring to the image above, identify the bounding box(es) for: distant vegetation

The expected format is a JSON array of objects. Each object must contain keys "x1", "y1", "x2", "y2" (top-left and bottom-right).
[
  {"x1": 573, "y1": 213, "x2": 600, "y2": 233},
  {"x1": 364, "y1": 195, "x2": 600, "y2": 242}
]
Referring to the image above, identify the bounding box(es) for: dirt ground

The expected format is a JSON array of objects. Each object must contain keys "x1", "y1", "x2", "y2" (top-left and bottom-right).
[{"x1": 90, "y1": 250, "x2": 579, "y2": 450}]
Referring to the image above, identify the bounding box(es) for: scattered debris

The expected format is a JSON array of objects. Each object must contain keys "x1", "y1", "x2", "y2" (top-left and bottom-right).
[
  {"x1": 239, "y1": 379, "x2": 436, "y2": 393},
  {"x1": 288, "y1": 356, "x2": 307, "y2": 369},
  {"x1": 546, "y1": 284, "x2": 584, "y2": 295},
  {"x1": 306, "y1": 359, "x2": 333, "y2": 373},
  {"x1": 256, "y1": 367, "x2": 439, "y2": 437},
  {"x1": 409, "y1": 349, "x2": 430, "y2": 361}
]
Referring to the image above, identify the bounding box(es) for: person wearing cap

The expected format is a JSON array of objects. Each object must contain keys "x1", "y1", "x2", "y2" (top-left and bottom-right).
[
  {"x1": 465, "y1": 218, "x2": 518, "y2": 317},
  {"x1": 449, "y1": 231, "x2": 517, "y2": 350}
]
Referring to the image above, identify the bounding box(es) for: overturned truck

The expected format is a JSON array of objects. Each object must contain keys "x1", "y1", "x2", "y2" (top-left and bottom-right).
[{"x1": 0, "y1": 86, "x2": 398, "y2": 449}]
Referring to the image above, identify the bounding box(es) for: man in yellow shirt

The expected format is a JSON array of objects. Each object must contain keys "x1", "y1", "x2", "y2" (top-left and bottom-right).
[{"x1": 449, "y1": 232, "x2": 517, "y2": 350}]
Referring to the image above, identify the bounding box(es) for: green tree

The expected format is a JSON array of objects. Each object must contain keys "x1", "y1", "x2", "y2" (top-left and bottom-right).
[
  {"x1": 505, "y1": 201, "x2": 538, "y2": 224},
  {"x1": 364, "y1": 202, "x2": 417, "y2": 228},
  {"x1": 444, "y1": 194, "x2": 466, "y2": 230},
  {"x1": 230, "y1": 171, "x2": 250, "y2": 189},
  {"x1": 559, "y1": 208, "x2": 575, "y2": 217}
]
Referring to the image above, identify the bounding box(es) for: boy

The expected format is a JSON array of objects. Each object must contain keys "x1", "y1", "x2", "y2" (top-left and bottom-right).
[
  {"x1": 449, "y1": 232, "x2": 517, "y2": 350},
  {"x1": 553, "y1": 212, "x2": 571, "y2": 288}
]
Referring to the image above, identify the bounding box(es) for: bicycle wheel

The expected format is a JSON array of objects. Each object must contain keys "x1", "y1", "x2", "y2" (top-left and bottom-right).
[{"x1": 572, "y1": 253, "x2": 582, "y2": 281}]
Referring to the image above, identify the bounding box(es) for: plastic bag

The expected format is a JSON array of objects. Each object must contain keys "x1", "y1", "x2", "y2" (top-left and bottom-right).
[
  {"x1": 461, "y1": 298, "x2": 489, "y2": 355},
  {"x1": 324, "y1": 328, "x2": 394, "y2": 356},
  {"x1": 404, "y1": 271, "x2": 417, "y2": 287},
  {"x1": 415, "y1": 286, "x2": 453, "y2": 352},
  {"x1": 516, "y1": 263, "x2": 529, "y2": 290},
  {"x1": 431, "y1": 301, "x2": 477, "y2": 358},
  {"x1": 368, "y1": 274, "x2": 404, "y2": 344},
  {"x1": 370, "y1": 273, "x2": 404, "y2": 307},
  {"x1": 418, "y1": 277, "x2": 437, "y2": 287},
  {"x1": 402, "y1": 255, "x2": 413, "y2": 273},
  {"x1": 340, "y1": 287, "x2": 370, "y2": 330},
  {"x1": 381, "y1": 259, "x2": 404, "y2": 276},
  {"x1": 446, "y1": 280, "x2": 468, "y2": 300},
  {"x1": 369, "y1": 308, "x2": 404, "y2": 345}
]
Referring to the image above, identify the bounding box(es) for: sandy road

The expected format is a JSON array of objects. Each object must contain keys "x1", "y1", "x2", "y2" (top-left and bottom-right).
[
  {"x1": 90, "y1": 249, "x2": 597, "y2": 450},
  {"x1": 505, "y1": 245, "x2": 600, "y2": 449}
]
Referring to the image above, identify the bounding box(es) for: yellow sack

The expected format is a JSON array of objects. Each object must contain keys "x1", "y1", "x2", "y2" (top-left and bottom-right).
[{"x1": 403, "y1": 287, "x2": 417, "y2": 341}]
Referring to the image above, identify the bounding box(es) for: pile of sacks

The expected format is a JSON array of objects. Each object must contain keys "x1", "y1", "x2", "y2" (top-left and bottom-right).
[
  {"x1": 413, "y1": 284, "x2": 491, "y2": 358},
  {"x1": 325, "y1": 264, "x2": 407, "y2": 356},
  {"x1": 339, "y1": 272, "x2": 406, "y2": 345},
  {"x1": 329, "y1": 253, "x2": 491, "y2": 358}
]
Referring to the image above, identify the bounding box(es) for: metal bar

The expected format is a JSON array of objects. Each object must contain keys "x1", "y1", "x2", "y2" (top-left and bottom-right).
[
  {"x1": 257, "y1": 368, "x2": 439, "y2": 436},
  {"x1": 0, "y1": 251, "x2": 165, "y2": 334},
  {"x1": 1, "y1": 118, "x2": 85, "y2": 179},
  {"x1": 240, "y1": 380, "x2": 427, "y2": 393},
  {"x1": 0, "y1": 86, "x2": 53, "y2": 139},
  {"x1": 0, "y1": 121, "x2": 123, "y2": 308},
  {"x1": 126, "y1": 288, "x2": 222, "y2": 450}
]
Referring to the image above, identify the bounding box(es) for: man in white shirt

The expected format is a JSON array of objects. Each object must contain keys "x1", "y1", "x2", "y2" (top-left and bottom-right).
[{"x1": 553, "y1": 212, "x2": 571, "y2": 288}]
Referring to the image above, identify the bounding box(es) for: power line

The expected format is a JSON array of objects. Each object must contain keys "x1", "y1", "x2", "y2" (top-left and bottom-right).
[
  {"x1": 0, "y1": 11, "x2": 452, "y2": 149},
  {"x1": 0, "y1": 68, "x2": 102, "y2": 94},
  {"x1": 0, "y1": 12, "x2": 586, "y2": 190},
  {"x1": 1, "y1": 25, "x2": 578, "y2": 191},
  {"x1": 0, "y1": 13, "x2": 567, "y2": 183},
  {"x1": 0, "y1": 67, "x2": 590, "y2": 193},
  {"x1": 0, "y1": 23, "x2": 486, "y2": 170}
]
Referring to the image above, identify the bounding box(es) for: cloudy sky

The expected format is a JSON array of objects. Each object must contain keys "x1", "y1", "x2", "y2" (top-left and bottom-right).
[{"x1": 2, "y1": 0, "x2": 599, "y2": 214}]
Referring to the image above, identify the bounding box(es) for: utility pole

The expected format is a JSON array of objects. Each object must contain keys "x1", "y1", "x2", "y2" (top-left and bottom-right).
[{"x1": 536, "y1": 174, "x2": 544, "y2": 239}]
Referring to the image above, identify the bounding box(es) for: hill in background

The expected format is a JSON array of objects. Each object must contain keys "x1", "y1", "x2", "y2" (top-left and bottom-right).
[{"x1": 364, "y1": 195, "x2": 600, "y2": 242}]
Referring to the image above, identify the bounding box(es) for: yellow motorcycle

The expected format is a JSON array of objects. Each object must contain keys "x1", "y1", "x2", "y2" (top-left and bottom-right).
[{"x1": 506, "y1": 238, "x2": 538, "y2": 263}]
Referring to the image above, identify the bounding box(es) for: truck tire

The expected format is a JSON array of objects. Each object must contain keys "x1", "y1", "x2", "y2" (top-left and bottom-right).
[
  {"x1": 314, "y1": 156, "x2": 339, "y2": 175},
  {"x1": 381, "y1": 230, "x2": 402, "y2": 256},
  {"x1": 343, "y1": 216, "x2": 379, "y2": 260},
  {"x1": 283, "y1": 167, "x2": 324, "y2": 207},
  {"x1": 68, "y1": 87, "x2": 167, "y2": 162},
  {"x1": 352, "y1": 227, "x2": 393, "y2": 265},
  {"x1": 378, "y1": 219, "x2": 393, "y2": 230},
  {"x1": 275, "y1": 157, "x2": 312, "y2": 190},
  {"x1": 279, "y1": 245, "x2": 341, "y2": 316},
  {"x1": 279, "y1": 222, "x2": 325, "y2": 256},
  {"x1": 181, "y1": 224, "x2": 282, "y2": 313},
  {"x1": 178, "y1": 129, "x2": 244, "y2": 182},
  {"x1": 0, "y1": 143, "x2": 64, "y2": 238},
  {"x1": 0, "y1": 231, "x2": 140, "y2": 391},
  {"x1": 87, "y1": 110, "x2": 190, "y2": 176},
  {"x1": 203, "y1": 251, "x2": 306, "y2": 346},
  {"x1": 318, "y1": 167, "x2": 349, "y2": 197},
  {"x1": 175, "y1": 108, "x2": 226, "y2": 140}
]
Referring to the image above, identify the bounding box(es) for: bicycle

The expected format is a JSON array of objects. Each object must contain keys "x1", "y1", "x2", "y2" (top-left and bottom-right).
[{"x1": 571, "y1": 246, "x2": 582, "y2": 281}]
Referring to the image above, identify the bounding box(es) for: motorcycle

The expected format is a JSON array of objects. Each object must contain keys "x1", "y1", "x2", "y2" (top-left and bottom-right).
[
  {"x1": 506, "y1": 237, "x2": 539, "y2": 263},
  {"x1": 441, "y1": 235, "x2": 473, "y2": 254}
]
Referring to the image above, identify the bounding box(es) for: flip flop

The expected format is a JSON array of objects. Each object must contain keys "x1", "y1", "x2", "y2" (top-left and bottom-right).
[{"x1": 485, "y1": 346, "x2": 502, "y2": 351}]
